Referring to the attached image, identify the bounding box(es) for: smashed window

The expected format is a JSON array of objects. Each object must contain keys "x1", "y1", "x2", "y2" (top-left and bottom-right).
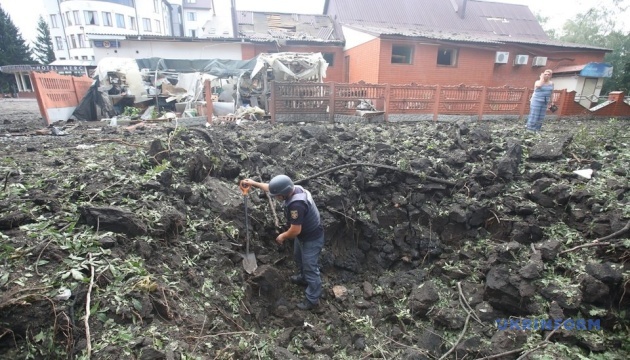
[{"x1": 437, "y1": 48, "x2": 458, "y2": 66}]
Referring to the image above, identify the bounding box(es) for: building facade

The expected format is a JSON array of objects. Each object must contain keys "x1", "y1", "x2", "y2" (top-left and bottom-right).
[
  {"x1": 42, "y1": 0, "x2": 180, "y2": 64},
  {"x1": 325, "y1": 0, "x2": 610, "y2": 98}
]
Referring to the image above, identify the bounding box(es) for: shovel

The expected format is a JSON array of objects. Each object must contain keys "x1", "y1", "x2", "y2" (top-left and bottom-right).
[{"x1": 239, "y1": 181, "x2": 258, "y2": 274}]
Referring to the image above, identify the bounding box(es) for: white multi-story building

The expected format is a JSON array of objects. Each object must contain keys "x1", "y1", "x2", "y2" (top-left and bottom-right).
[{"x1": 42, "y1": 0, "x2": 239, "y2": 65}]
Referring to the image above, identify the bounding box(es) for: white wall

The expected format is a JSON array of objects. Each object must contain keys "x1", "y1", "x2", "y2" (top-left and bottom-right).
[
  {"x1": 554, "y1": 76, "x2": 605, "y2": 96},
  {"x1": 198, "y1": 0, "x2": 234, "y2": 38},
  {"x1": 92, "y1": 40, "x2": 243, "y2": 60},
  {"x1": 553, "y1": 76, "x2": 579, "y2": 93},
  {"x1": 342, "y1": 26, "x2": 377, "y2": 51}
]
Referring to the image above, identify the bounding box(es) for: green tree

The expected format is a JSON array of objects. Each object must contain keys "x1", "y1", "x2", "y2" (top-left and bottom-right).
[
  {"x1": 554, "y1": 3, "x2": 630, "y2": 94},
  {"x1": 33, "y1": 15, "x2": 55, "y2": 65},
  {"x1": 0, "y1": 4, "x2": 35, "y2": 92}
]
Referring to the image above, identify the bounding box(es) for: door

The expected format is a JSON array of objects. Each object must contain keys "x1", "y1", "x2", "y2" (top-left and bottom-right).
[{"x1": 344, "y1": 56, "x2": 350, "y2": 83}]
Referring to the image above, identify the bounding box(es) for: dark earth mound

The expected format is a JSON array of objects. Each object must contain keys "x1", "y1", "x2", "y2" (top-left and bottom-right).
[{"x1": 0, "y1": 98, "x2": 629, "y2": 359}]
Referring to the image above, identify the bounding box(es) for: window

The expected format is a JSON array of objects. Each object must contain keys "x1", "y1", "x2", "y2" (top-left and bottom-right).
[
  {"x1": 437, "y1": 48, "x2": 458, "y2": 66},
  {"x1": 82, "y1": 56, "x2": 88, "y2": 60},
  {"x1": 85, "y1": 11, "x2": 98, "y2": 25},
  {"x1": 391, "y1": 45, "x2": 413, "y2": 64},
  {"x1": 65, "y1": 12, "x2": 72, "y2": 26},
  {"x1": 155, "y1": 20, "x2": 161, "y2": 33},
  {"x1": 154, "y1": 0, "x2": 159, "y2": 12},
  {"x1": 143, "y1": 18, "x2": 151, "y2": 31},
  {"x1": 129, "y1": 16, "x2": 136, "y2": 30},
  {"x1": 50, "y1": 14, "x2": 58, "y2": 28},
  {"x1": 70, "y1": 35, "x2": 77, "y2": 48},
  {"x1": 187, "y1": 12, "x2": 196, "y2": 21},
  {"x1": 78, "y1": 34, "x2": 85, "y2": 48},
  {"x1": 116, "y1": 14, "x2": 125, "y2": 28},
  {"x1": 73, "y1": 10, "x2": 81, "y2": 25},
  {"x1": 55, "y1": 36, "x2": 64, "y2": 50},
  {"x1": 185, "y1": 0, "x2": 197, "y2": 3},
  {"x1": 323, "y1": 53, "x2": 334, "y2": 66},
  {"x1": 103, "y1": 12, "x2": 112, "y2": 26}
]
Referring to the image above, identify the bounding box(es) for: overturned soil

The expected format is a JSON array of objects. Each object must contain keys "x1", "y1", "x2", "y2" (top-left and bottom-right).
[{"x1": 0, "y1": 98, "x2": 629, "y2": 360}]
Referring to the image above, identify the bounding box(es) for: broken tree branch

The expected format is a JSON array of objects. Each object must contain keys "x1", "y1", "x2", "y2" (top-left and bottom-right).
[
  {"x1": 257, "y1": 167, "x2": 280, "y2": 229},
  {"x1": 439, "y1": 314, "x2": 471, "y2": 360},
  {"x1": 85, "y1": 253, "x2": 95, "y2": 358},
  {"x1": 294, "y1": 162, "x2": 455, "y2": 187},
  {"x1": 475, "y1": 319, "x2": 568, "y2": 360},
  {"x1": 560, "y1": 220, "x2": 630, "y2": 255},
  {"x1": 457, "y1": 282, "x2": 483, "y2": 325}
]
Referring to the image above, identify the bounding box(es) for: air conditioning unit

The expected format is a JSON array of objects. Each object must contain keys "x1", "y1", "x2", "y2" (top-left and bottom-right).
[
  {"x1": 514, "y1": 54, "x2": 529, "y2": 65},
  {"x1": 495, "y1": 51, "x2": 509, "y2": 64},
  {"x1": 532, "y1": 56, "x2": 548, "y2": 67}
]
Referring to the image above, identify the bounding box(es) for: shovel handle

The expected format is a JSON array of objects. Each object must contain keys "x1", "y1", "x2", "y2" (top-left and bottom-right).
[{"x1": 239, "y1": 180, "x2": 251, "y2": 195}]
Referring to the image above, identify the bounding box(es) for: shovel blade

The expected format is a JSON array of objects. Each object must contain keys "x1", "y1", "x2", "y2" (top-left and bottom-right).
[{"x1": 242, "y1": 253, "x2": 258, "y2": 274}]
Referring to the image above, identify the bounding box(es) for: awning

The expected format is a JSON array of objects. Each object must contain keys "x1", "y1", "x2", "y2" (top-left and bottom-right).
[
  {"x1": 554, "y1": 62, "x2": 613, "y2": 78},
  {"x1": 580, "y1": 62, "x2": 613, "y2": 78},
  {"x1": 0, "y1": 63, "x2": 93, "y2": 74}
]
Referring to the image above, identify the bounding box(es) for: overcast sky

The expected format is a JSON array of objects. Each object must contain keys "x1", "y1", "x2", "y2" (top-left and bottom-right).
[{"x1": 1, "y1": 0, "x2": 627, "y2": 46}]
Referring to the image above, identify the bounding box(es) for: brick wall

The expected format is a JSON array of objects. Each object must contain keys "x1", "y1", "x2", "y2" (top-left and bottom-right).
[
  {"x1": 490, "y1": 46, "x2": 606, "y2": 88},
  {"x1": 347, "y1": 39, "x2": 607, "y2": 88},
  {"x1": 344, "y1": 38, "x2": 381, "y2": 83}
]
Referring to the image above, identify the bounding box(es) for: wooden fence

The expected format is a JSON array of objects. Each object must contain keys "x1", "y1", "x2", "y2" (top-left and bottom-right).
[{"x1": 269, "y1": 81, "x2": 630, "y2": 123}]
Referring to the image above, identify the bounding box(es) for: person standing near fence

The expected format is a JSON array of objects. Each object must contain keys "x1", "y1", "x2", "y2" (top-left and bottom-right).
[{"x1": 526, "y1": 69, "x2": 555, "y2": 131}]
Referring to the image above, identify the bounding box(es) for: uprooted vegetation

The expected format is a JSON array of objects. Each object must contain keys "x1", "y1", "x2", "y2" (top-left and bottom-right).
[{"x1": 0, "y1": 103, "x2": 629, "y2": 359}]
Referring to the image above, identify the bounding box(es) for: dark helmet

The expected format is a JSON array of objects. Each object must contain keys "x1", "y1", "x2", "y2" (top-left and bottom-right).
[{"x1": 269, "y1": 175, "x2": 294, "y2": 196}]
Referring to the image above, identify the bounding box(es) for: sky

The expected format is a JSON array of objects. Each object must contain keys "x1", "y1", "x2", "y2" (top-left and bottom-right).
[{"x1": 1, "y1": 0, "x2": 627, "y2": 46}]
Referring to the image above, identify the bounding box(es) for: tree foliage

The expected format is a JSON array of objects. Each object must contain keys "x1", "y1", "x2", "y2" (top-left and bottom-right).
[
  {"x1": 552, "y1": 2, "x2": 630, "y2": 93},
  {"x1": 0, "y1": 4, "x2": 34, "y2": 92},
  {"x1": 33, "y1": 16, "x2": 56, "y2": 65}
]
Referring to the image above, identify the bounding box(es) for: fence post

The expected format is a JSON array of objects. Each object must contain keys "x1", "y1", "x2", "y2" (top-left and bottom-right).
[
  {"x1": 71, "y1": 77, "x2": 81, "y2": 104},
  {"x1": 519, "y1": 89, "x2": 530, "y2": 120},
  {"x1": 204, "y1": 79, "x2": 213, "y2": 124},
  {"x1": 478, "y1": 86, "x2": 487, "y2": 121},
  {"x1": 329, "y1": 82, "x2": 335, "y2": 123},
  {"x1": 433, "y1": 85, "x2": 441, "y2": 122},
  {"x1": 30, "y1": 71, "x2": 50, "y2": 126},
  {"x1": 269, "y1": 80, "x2": 276, "y2": 124},
  {"x1": 557, "y1": 89, "x2": 566, "y2": 116},
  {"x1": 384, "y1": 83, "x2": 390, "y2": 122}
]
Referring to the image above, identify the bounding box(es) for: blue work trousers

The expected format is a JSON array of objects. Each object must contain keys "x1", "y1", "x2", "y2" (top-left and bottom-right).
[{"x1": 294, "y1": 233, "x2": 324, "y2": 304}]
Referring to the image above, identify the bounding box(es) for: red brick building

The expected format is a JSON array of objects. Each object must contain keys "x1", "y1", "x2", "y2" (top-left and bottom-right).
[{"x1": 323, "y1": 0, "x2": 611, "y2": 91}]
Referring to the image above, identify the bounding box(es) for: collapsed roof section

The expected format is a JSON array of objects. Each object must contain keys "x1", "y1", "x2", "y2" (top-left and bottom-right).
[
  {"x1": 236, "y1": 11, "x2": 345, "y2": 45},
  {"x1": 94, "y1": 53, "x2": 329, "y2": 82},
  {"x1": 251, "y1": 53, "x2": 328, "y2": 82},
  {"x1": 134, "y1": 57, "x2": 258, "y2": 78}
]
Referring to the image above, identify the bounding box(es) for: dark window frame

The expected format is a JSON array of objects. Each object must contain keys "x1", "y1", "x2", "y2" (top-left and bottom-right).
[
  {"x1": 437, "y1": 48, "x2": 458, "y2": 66},
  {"x1": 391, "y1": 45, "x2": 413, "y2": 64},
  {"x1": 323, "y1": 52, "x2": 334, "y2": 67}
]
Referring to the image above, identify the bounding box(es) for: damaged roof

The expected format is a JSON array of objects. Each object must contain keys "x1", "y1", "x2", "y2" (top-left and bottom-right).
[
  {"x1": 324, "y1": 0, "x2": 610, "y2": 50},
  {"x1": 236, "y1": 11, "x2": 344, "y2": 44},
  {"x1": 343, "y1": 23, "x2": 611, "y2": 51}
]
